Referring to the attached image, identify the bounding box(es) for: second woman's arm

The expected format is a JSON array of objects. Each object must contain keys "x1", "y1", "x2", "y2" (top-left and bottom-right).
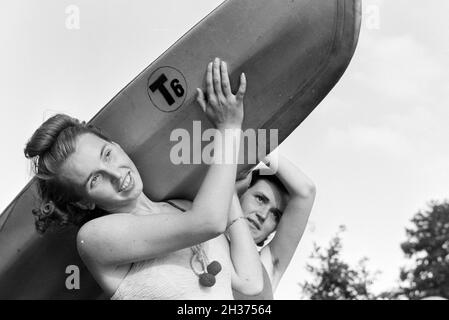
[{"x1": 227, "y1": 192, "x2": 263, "y2": 295}]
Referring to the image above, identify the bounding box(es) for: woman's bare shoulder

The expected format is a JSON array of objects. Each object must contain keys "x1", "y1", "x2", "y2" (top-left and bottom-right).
[
  {"x1": 76, "y1": 214, "x2": 128, "y2": 255},
  {"x1": 78, "y1": 213, "x2": 125, "y2": 234}
]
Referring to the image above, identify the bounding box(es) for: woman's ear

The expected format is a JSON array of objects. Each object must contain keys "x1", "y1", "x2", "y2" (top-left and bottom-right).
[{"x1": 73, "y1": 200, "x2": 95, "y2": 211}]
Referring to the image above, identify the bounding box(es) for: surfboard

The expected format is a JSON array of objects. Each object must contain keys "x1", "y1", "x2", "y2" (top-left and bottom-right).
[{"x1": 0, "y1": 0, "x2": 361, "y2": 299}]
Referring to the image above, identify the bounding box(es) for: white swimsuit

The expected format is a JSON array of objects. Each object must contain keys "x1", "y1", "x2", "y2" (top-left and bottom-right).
[
  {"x1": 110, "y1": 236, "x2": 233, "y2": 300},
  {"x1": 110, "y1": 201, "x2": 233, "y2": 300}
]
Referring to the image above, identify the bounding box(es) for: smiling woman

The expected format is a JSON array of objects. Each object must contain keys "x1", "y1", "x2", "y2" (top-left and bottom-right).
[
  {"x1": 24, "y1": 115, "x2": 112, "y2": 233},
  {"x1": 58, "y1": 133, "x2": 144, "y2": 215},
  {"x1": 0, "y1": 0, "x2": 361, "y2": 299},
  {"x1": 20, "y1": 58, "x2": 264, "y2": 300}
]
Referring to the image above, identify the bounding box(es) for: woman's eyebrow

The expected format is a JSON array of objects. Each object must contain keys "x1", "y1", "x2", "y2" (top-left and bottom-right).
[
  {"x1": 99, "y1": 143, "x2": 107, "y2": 159},
  {"x1": 83, "y1": 143, "x2": 108, "y2": 187},
  {"x1": 259, "y1": 193, "x2": 270, "y2": 203}
]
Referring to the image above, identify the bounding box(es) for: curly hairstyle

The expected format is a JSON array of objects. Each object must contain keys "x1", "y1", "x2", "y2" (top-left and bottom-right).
[{"x1": 24, "y1": 114, "x2": 110, "y2": 234}]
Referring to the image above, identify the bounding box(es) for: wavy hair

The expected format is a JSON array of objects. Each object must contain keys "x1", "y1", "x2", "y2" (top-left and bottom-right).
[{"x1": 24, "y1": 114, "x2": 109, "y2": 234}]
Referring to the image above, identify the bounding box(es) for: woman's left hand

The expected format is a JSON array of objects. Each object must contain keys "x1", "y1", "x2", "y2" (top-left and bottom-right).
[{"x1": 235, "y1": 170, "x2": 252, "y2": 197}]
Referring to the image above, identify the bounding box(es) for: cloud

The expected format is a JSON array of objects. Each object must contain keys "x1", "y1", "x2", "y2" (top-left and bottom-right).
[
  {"x1": 326, "y1": 125, "x2": 412, "y2": 158},
  {"x1": 350, "y1": 32, "x2": 444, "y2": 105},
  {"x1": 376, "y1": 0, "x2": 449, "y2": 52}
]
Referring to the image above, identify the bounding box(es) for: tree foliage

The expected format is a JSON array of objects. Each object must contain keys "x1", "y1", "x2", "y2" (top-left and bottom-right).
[
  {"x1": 399, "y1": 200, "x2": 449, "y2": 299},
  {"x1": 300, "y1": 226, "x2": 378, "y2": 300}
]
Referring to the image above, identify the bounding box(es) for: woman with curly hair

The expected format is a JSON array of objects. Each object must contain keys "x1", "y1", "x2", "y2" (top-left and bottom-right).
[{"x1": 24, "y1": 58, "x2": 263, "y2": 299}]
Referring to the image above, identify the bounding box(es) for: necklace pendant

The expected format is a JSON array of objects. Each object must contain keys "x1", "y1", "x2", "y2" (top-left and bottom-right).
[
  {"x1": 207, "y1": 260, "x2": 222, "y2": 276},
  {"x1": 199, "y1": 272, "x2": 216, "y2": 287}
]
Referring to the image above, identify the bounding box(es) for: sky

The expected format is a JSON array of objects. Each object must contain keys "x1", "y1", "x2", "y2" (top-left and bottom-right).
[{"x1": 1, "y1": 0, "x2": 448, "y2": 299}]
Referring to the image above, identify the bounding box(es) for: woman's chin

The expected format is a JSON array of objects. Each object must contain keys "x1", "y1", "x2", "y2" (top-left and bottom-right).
[
  {"x1": 125, "y1": 185, "x2": 142, "y2": 201},
  {"x1": 133, "y1": 181, "x2": 144, "y2": 196}
]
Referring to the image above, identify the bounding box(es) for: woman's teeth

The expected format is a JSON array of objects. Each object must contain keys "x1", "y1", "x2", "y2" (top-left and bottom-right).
[{"x1": 120, "y1": 173, "x2": 131, "y2": 192}]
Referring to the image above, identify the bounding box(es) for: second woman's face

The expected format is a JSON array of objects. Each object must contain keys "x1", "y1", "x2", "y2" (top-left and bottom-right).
[
  {"x1": 59, "y1": 133, "x2": 143, "y2": 212},
  {"x1": 239, "y1": 180, "x2": 287, "y2": 244}
]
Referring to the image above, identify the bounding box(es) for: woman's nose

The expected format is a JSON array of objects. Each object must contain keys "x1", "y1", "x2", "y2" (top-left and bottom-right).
[
  {"x1": 104, "y1": 166, "x2": 122, "y2": 181},
  {"x1": 256, "y1": 208, "x2": 269, "y2": 221}
]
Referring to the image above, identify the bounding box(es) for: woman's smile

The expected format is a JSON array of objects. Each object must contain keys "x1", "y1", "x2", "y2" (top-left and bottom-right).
[{"x1": 119, "y1": 171, "x2": 133, "y2": 193}]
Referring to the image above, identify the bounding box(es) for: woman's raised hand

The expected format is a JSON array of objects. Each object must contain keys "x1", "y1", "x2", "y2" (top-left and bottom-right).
[{"x1": 197, "y1": 57, "x2": 246, "y2": 130}]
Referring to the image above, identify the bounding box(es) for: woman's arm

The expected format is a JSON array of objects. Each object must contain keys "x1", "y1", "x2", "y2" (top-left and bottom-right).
[
  {"x1": 77, "y1": 58, "x2": 247, "y2": 267},
  {"x1": 260, "y1": 153, "x2": 316, "y2": 291},
  {"x1": 227, "y1": 193, "x2": 263, "y2": 295}
]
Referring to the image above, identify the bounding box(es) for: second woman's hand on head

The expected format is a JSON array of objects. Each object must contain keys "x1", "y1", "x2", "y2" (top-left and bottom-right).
[{"x1": 197, "y1": 57, "x2": 246, "y2": 130}]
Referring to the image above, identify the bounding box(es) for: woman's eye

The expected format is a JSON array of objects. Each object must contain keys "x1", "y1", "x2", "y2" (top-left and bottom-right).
[
  {"x1": 105, "y1": 150, "x2": 111, "y2": 161},
  {"x1": 255, "y1": 195, "x2": 264, "y2": 203},
  {"x1": 90, "y1": 175, "x2": 100, "y2": 188}
]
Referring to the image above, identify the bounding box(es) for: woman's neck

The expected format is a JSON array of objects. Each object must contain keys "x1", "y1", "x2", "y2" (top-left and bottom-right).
[
  {"x1": 104, "y1": 193, "x2": 156, "y2": 215},
  {"x1": 132, "y1": 193, "x2": 158, "y2": 214}
]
